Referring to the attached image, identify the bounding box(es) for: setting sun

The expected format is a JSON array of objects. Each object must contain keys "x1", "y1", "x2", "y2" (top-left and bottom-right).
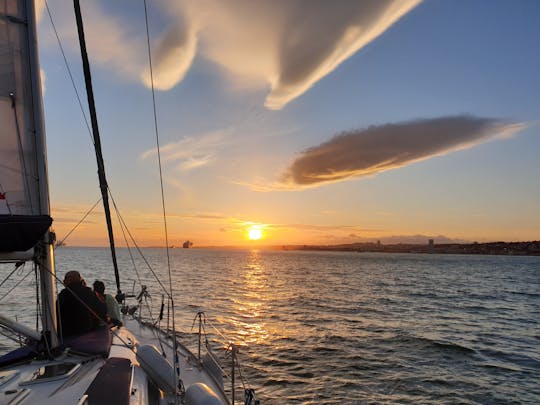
[{"x1": 248, "y1": 227, "x2": 263, "y2": 240}]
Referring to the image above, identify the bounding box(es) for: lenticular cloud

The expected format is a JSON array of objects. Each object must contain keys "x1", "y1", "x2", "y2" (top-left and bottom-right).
[
  {"x1": 39, "y1": 0, "x2": 421, "y2": 109},
  {"x1": 282, "y1": 116, "x2": 524, "y2": 187},
  {"x1": 150, "y1": 0, "x2": 422, "y2": 108}
]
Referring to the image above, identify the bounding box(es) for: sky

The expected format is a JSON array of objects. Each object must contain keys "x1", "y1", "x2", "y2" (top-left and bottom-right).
[{"x1": 35, "y1": 0, "x2": 540, "y2": 247}]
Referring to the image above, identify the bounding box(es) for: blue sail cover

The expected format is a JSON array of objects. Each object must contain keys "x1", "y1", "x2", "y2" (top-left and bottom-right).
[
  {"x1": 1, "y1": 0, "x2": 50, "y2": 253},
  {"x1": 0, "y1": 214, "x2": 52, "y2": 252}
]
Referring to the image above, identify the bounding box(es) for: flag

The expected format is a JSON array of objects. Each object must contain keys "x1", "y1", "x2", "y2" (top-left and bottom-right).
[{"x1": 0, "y1": 192, "x2": 5, "y2": 200}]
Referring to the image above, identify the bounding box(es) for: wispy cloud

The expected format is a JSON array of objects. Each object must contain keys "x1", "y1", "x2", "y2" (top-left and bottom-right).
[
  {"x1": 280, "y1": 116, "x2": 524, "y2": 188},
  {"x1": 272, "y1": 223, "x2": 375, "y2": 233},
  {"x1": 40, "y1": 0, "x2": 144, "y2": 81},
  {"x1": 141, "y1": 130, "x2": 227, "y2": 171}
]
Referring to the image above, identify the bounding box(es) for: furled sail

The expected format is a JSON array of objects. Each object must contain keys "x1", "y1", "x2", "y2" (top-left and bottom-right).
[{"x1": 0, "y1": 0, "x2": 51, "y2": 253}]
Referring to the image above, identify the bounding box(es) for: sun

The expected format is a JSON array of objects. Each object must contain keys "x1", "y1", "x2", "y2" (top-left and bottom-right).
[{"x1": 248, "y1": 227, "x2": 263, "y2": 240}]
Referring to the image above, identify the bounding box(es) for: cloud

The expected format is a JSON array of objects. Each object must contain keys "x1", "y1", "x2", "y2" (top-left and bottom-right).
[
  {"x1": 273, "y1": 223, "x2": 371, "y2": 233},
  {"x1": 41, "y1": 0, "x2": 420, "y2": 109},
  {"x1": 159, "y1": 0, "x2": 421, "y2": 109},
  {"x1": 80, "y1": 2, "x2": 144, "y2": 80},
  {"x1": 141, "y1": 18, "x2": 197, "y2": 90},
  {"x1": 141, "y1": 130, "x2": 227, "y2": 171},
  {"x1": 281, "y1": 116, "x2": 525, "y2": 187},
  {"x1": 39, "y1": 0, "x2": 145, "y2": 81}
]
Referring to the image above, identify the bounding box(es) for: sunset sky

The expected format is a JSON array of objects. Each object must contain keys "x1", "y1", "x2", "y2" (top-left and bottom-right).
[{"x1": 36, "y1": 0, "x2": 539, "y2": 247}]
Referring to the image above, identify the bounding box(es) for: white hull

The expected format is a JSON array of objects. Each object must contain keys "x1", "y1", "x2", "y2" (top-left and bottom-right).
[{"x1": 0, "y1": 315, "x2": 229, "y2": 405}]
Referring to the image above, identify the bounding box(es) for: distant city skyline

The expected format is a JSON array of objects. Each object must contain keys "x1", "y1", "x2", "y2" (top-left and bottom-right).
[{"x1": 37, "y1": 0, "x2": 539, "y2": 247}]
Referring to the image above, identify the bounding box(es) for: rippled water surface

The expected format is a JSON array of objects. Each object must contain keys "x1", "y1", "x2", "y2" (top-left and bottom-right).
[{"x1": 1, "y1": 248, "x2": 539, "y2": 404}]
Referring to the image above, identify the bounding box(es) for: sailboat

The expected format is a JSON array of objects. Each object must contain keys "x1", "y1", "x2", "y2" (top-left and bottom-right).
[{"x1": 0, "y1": 1, "x2": 256, "y2": 403}]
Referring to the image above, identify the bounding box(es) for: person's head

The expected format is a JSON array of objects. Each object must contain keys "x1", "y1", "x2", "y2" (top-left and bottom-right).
[
  {"x1": 64, "y1": 271, "x2": 82, "y2": 286},
  {"x1": 93, "y1": 280, "x2": 105, "y2": 295}
]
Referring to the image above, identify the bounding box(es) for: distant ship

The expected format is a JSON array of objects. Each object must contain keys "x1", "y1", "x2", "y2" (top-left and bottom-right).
[{"x1": 183, "y1": 240, "x2": 193, "y2": 248}]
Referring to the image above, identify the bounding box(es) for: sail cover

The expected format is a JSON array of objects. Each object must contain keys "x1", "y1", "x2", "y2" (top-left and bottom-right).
[{"x1": 0, "y1": 0, "x2": 51, "y2": 252}]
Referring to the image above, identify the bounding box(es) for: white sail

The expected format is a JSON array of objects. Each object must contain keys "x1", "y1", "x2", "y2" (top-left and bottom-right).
[
  {"x1": 0, "y1": 0, "x2": 57, "y2": 346},
  {"x1": 0, "y1": 0, "x2": 51, "y2": 253}
]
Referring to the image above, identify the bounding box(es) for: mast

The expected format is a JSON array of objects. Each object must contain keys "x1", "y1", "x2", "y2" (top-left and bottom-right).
[
  {"x1": 25, "y1": 0, "x2": 59, "y2": 347},
  {"x1": 72, "y1": 0, "x2": 122, "y2": 299}
]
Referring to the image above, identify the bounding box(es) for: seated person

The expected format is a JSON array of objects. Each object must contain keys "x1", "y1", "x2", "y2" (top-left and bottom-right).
[
  {"x1": 93, "y1": 280, "x2": 123, "y2": 327},
  {"x1": 57, "y1": 271, "x2": 107, "y2": 336}
]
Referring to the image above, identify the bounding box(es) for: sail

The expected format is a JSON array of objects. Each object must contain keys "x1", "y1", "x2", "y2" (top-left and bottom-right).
[{"x1": 0, "y1": 0, "x2": 51, "y2": 252}]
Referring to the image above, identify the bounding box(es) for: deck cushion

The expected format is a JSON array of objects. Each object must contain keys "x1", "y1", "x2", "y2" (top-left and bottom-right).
[
  {"x1": 84, "y1": 357, "x2": 132, "y2": 405},
  {"x1": 62, "y1": 326, "x2": 112, "y2": 356}
]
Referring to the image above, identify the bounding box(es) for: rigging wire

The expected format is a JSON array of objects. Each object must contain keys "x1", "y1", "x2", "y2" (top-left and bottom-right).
[
  {"x1": 44, "y1": 0, "x2": 93, "y2": 143},
  {"x1": 0, "y1": 266, "x2": 34, "y2": 302},
  {"x1": 73, "y1": 0, "x2": 123, "y2": 298},
  {"x1": 141, "y1": 1, "x2": 174, "y2": 299},
  {"x1": 203, "y1": 318, "x2": 254, "y2": 390},
  {"x1": 111, "y1": 197, "x2": 143, "y2": 290},
  {"x1": 0, "y1": 262, "x2": 25, "y2": 289},
  {"x1": 34, "y1": 264, "x2": 40, "y2": 332},
  {"x1": 0, "y1": 328, "x2": 25, "y2": 345},
  {"x1": 109, "y1": 193, "x2": 171, "y2": 297},
  {"x1": 142, "y1": 2, "x2": 180, "y2": 397},
  {"x1": 32, "y1": 260, "x2": 174, "y2": 378},
  {"x1": 44, "y1": 0, "x2": 172, "y2": 301},
  {"x1": 110, "y1": 193, "x2": 170, "y2": 355},
  {"x1": 55, "y1": 197, "x2": 102, "y2": 248}
]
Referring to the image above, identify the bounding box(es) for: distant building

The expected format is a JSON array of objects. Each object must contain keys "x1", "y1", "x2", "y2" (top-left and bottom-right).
[
  {"x1": 182, "y1": 240, "x2": 192, "y2": 248},
  {"x1": 428, "y1": 239, "x2": 434, "y2": 246}
]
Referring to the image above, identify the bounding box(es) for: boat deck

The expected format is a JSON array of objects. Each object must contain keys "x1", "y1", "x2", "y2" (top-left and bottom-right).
[{"x1": 0, "y1": 315, "x2": 228, "y2": 404}]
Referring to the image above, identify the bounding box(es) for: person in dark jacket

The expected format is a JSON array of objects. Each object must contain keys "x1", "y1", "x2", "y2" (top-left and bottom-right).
[{"x1": 57, "y1": 271, "x2": 107, "y2": 336}]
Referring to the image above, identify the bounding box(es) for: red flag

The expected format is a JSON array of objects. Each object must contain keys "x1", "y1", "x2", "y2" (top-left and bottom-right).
[{"x1": 0, "y1": 192, "x2": 5, "y2": 200}]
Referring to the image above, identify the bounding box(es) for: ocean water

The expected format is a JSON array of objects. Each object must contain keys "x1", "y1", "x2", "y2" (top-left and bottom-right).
[{"x1": 1, "y1": 248, "x2": 539, "y2": 404}]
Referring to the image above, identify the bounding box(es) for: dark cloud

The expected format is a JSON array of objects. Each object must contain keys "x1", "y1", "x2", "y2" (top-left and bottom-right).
[{"x1": 283, "y1": 116, "x2": 523, "y2": 187}]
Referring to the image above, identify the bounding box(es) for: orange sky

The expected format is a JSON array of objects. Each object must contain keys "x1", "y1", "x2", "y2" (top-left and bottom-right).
[{"x1": 36, "y1": 1, "x2": 539, "y2": 247}]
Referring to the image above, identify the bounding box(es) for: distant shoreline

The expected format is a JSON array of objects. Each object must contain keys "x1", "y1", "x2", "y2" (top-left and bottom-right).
[
  {"x1": 56, "y1": 241, "x2": 540, "y2": 256},
  {"x1": 280, "y1": 241, "x2": 540, "y2": 256}
]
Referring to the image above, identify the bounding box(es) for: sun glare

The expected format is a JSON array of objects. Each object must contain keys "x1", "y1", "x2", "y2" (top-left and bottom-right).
[{"x1": 248, "y1": 227, "x2": 263, "y2": 240}]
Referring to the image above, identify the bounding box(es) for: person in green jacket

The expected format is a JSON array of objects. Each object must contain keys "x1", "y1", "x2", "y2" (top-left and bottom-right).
[{"x1": 93, "y1": 280, "x2": 123, "y2": 327}]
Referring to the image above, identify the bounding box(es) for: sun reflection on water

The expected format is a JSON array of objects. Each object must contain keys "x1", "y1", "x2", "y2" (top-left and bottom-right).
[{"x1": 230, "y1": 249, "x2": 272, "y2": 346}]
